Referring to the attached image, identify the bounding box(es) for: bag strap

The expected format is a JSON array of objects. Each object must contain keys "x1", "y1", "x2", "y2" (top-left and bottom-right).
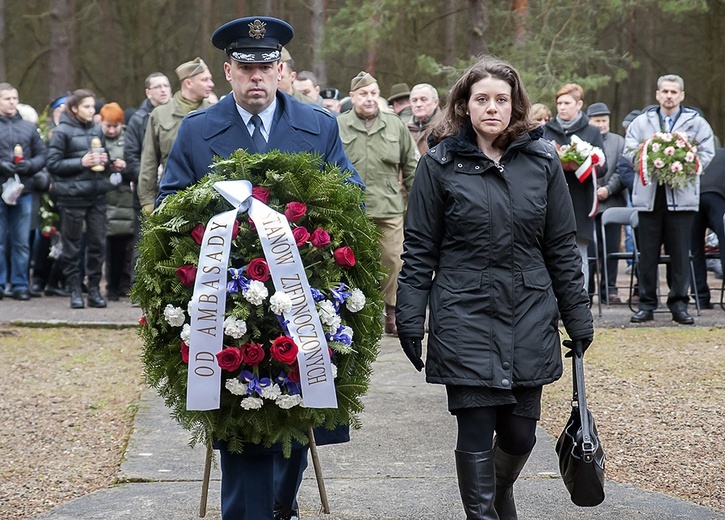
[{"x1": 572, "y1": 354, "x2": 596, "y2": 460}]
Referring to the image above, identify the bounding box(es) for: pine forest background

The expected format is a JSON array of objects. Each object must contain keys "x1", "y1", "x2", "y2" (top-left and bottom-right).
[{"x1": 2, "y1": 0, "x2": 725, "y2": 140}]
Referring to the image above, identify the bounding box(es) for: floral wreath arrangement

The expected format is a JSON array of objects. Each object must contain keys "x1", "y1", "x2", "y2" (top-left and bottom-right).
[
  {"x1": 554, "y1": 134, "x2": 605, "y2": 216},
  {"x1": 637, "y1": 131, "x2": 701, "y2": 189},
  {"x1": 132, "y1": 150, "x2": 385, "y2": 455}
]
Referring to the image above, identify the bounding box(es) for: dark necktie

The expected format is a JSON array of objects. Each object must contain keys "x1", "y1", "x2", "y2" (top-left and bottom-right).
[
  {"x1": 664, "y1": 115, "x2": 672, "y2": 133},
  {"x1": 250, "y1": 114, "x2": 266, "y2": 152}
]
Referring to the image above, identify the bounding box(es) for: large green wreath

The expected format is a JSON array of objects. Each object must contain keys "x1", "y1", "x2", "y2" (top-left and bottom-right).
[{"x1": 132, "y1": 150, "x2": 385, "y2": 455}]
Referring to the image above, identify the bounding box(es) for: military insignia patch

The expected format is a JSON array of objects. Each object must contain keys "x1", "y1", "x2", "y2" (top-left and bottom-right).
[{"x1": 248, "y1": 19, "x2": 266, "y2": 39}]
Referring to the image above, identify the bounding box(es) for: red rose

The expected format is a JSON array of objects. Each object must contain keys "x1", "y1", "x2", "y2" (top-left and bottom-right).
[
  {"x1": 310, "y1": 228, "x2": 331, "y2": 248},
  {"x1": 180, "y1": 341, "x2": 189, "y2": 364},
  {"x1": 287, "y1": 365, "x2": 300, "y2": 382},
  {"x1": 292, "y1": 226, "x2": 310, "y2": 246},
  {"x1": 270, "y1": 336, "x2": 299, "y2": 365},
  {"x1": 138, "y1": 316, "x2": 147, "y2": 326},
  {"x1": 216, "y1": 346, "x2": 243, "y2": 372},
  {"x1": 241, "y1": 342, "x2": 265, "y2": 366},
  {"x1": 232, "y1": 219, "x2": 240, "y2": 239},
  {"x1": 191, "y1": 224, "x2": 205, "y2": 245},
  {"x1": 248, "y1": 217, "x2": 256, "y2": 231},
  {"x1": 176, "y1": 264, "x2": 197, "y2": 287},
  {"x1": 333, "y1": 246, "x2": 356, "y2": 268},
  {"x1": 284, "y1": 202, "x2": 307, "y2": 223},
  {"x1": 246, "y1": 258, "x2": 270, "y2": 281},
  {"x1": 252, "y1": 186, "x2": 270, "y2": 204}
]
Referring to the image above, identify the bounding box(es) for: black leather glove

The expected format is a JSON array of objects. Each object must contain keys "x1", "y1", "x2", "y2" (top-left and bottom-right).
[
  {"x1": 399, "y1": 337, "x2": 424, "y2": 371},
  {"x1": 14, "y1": 160, "x2": 31, "y2": 175},
  {"x1": 0, "y1": 161, "x2": 15, "y2": 176},
  {"x1": 563, "y1": 338, "x2": 592, "y2": 358}
]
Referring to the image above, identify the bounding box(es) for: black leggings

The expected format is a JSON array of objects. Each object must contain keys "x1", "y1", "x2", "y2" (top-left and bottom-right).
[{"x1": 455, "y1": 406, "x2": 537, "y2": 455}]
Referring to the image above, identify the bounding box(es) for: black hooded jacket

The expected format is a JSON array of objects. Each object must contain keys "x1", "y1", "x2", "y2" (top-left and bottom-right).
[{"x1": 396, "y1": 124, "x2": 593, "y2": 388}]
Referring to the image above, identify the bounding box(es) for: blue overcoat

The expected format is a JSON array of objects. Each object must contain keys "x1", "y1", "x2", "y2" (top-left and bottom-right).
[{"x1": 157, "y1": 90, "x2": 362, "y2": 206}]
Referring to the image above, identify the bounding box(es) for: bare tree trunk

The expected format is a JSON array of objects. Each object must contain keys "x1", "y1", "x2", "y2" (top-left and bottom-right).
[
  {"x1": 365, "y1": 1, "x2": 379, "y2": 74},
  {"x1": 50, "y1": 0, "x2": 73, "y2": 98},
  {"x1": 200, "y1": 0, "x2": 213, "y2": 65},
  {"x1": 311, "y1": 0, "x2": 326, "y2": 84},
  {"x1": 0, "y1": 0, "x2": 6, "y2": 82},
  {"x1": 467, "y1": 0, "x2": 488, "y2": 58},
  {"x1": 512, "y1": 0, "x2": 527, "y2": 46},
  {"x1": 444, "y1": 0, "x2": 458, "y2": 66}
]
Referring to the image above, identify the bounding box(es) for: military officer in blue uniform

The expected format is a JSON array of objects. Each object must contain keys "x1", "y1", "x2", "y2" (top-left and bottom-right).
[{"x1": 157, "y1": 16, "x2": 362, "y2": 520}]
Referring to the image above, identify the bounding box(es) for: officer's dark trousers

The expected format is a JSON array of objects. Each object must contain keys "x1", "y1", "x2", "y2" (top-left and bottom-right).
[
  {"x1": 636, "y1": 186, "x2": 694, "y2": 313},
  {"x1": 219, "y1": 445, "x2": 308, "y2": 519}
]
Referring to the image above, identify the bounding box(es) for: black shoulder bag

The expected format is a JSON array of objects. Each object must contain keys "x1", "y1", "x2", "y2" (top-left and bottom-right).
[{"x1": 555, "y1": 352, "x2": 606, "y2": 506}]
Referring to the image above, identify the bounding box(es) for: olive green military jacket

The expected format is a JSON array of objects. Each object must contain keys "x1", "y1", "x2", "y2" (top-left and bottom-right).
[
  {"x1": 137, "y1": 93, "x2": 212, "y2": 208},
  {"x1": 337, "y1": 109, "x2": 418, "y2": 218}
]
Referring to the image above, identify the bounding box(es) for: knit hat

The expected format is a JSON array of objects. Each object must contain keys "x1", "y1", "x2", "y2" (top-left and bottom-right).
[
  {"x1": 175, "y1": 57, "x2": 209, "y2": 81},
  {"x1": 350, "y1": 71, "x2": 377, "y2": 92},
  {"x1": 100, "y1": 102, "x2": 124, "y2": 123}
]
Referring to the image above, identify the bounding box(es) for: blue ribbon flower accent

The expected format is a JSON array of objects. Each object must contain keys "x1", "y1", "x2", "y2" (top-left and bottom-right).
[
  {"x1": 309, "y1": 287, "x2": 326, "y2": 302},
  {"x1": 275, "y1": 371, "x2": 301, "y2": 395},
  {"x1": 227, "y1": 268, "x2": 251, "y2": 294},
  {"x1": 329, "y1": 324, "x2": 352, "y2": 345},
  {"x1": 275, "y1": 314, "x2": 291, "y2": 336},
  {"x1": 240, "y1": 370, "x2": 271, "y2": 396},
  {"x1": 330, "y1": 283, "x2": 351, "y2": 312}
]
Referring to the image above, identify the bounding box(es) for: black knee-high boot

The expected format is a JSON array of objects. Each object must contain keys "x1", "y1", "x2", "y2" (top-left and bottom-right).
[
  {"x1": 493, "y1": 442, "x2": 534, "y2": 520},
  {"x1": 455, "y1": 449, "x2": 499, "y2": 520}
]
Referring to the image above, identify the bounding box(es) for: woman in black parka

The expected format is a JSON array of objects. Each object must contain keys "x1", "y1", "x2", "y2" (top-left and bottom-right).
[
  {"x1": 47, "y1": 89, "x2": 110, "y2": 309},
  {"x1": 396, "y1": 58, "x2": 594, "y2": 519}
]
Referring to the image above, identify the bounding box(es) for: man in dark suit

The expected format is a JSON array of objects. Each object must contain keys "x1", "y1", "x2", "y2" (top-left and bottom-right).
[{"x1": 157, "y1": 16, "x2": 361, "y2": 520}]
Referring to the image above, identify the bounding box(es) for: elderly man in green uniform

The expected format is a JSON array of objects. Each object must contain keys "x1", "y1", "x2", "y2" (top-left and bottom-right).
[
  {"x1": 337, "y1": 71, "x2": 418, "y2": 336},
  {"x1": 137, "y1": 57, "x2": 214, "y2": 213}
]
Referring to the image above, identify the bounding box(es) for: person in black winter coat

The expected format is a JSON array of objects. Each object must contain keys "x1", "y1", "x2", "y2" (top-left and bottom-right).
[
  {"x1": 0, "y1": 83, "x2": 47, "y2": 300},
  {"x1": 47, "y1": 88, "x2": 112, "y2": 309},
  {"x1": 544, "y1": 84, "x2": 607, "y2": 295},
  {"x1": 396, "y1": 58, "x2": 594, "y2": 520}
]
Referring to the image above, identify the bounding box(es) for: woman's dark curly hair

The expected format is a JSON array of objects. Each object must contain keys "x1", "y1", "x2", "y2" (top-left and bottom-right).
[{"x1": 429, "y1": 56, "x2": 537, "y2": 150}]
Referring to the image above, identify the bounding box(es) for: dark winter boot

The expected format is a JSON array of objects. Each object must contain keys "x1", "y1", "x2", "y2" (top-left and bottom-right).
[
  {"x1": 87, "y1": 286, "x2": 107, "y2": 308},
  {"x1": 69, "y1": 280, "x2": 84, "y2": 309},
  {"x1": 455, "y1": 449, "x2": 499, "y2": 520},
  {"x1": 384, "y1": 304, "x2": 398, "y2": 336},
  {"x1": 493, "y1": 442, "x2": 534, "y2": 520}
]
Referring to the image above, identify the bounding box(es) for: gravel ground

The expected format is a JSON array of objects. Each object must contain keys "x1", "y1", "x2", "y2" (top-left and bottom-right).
[{"x1": 0, "y1": 326, "x2": 722, "y2": 518}]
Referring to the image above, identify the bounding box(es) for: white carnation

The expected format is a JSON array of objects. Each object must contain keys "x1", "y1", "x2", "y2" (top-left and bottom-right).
[
  {"x1": 244, "y1": 280, "x2": 269, "y2": 305},
  {"x1": 346, "y1": 289, "x2": 366, "y2": 312},
  {"x1": 331, "y1": 363, "x2": 338, "y2": 379},
  {"x1": 180, "y1": 323, "x2": 191, "y2": 344},
  {"x1": 276, "y1": 394, "x2": 303, "y2": 409},
  {"x1": 240, "y1": 397, "x2": 264, "y2": 410},
  {"x1": 317, "y1": 300, "x2": 338, "y2": 325},
  {"x1": 225, "y1": 378, "x2": 248, "y2": 396},
  {"x1": 269, "y1": 291, "x2": 293, "y2": 315},
  {"x1": 163, "y1": 304, "x2": 186, "y2": 327},
  {"x1": 223, "y1": 316, "x2": 247, "y2": 339},
  {"x1": 325, "y1": 315, "x2": 342, "y2": 334},
  {"x1": 261, "y1": 383, "x2": 282, "y2": 400}
]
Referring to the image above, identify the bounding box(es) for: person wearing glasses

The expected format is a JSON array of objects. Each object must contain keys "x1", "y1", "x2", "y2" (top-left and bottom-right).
[{"x1": 137, "y1": 58, "x2": 214, "y2": 214}]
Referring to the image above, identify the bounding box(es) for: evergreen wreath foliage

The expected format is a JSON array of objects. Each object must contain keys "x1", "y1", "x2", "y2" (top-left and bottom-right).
[{"x1": 132, "y1": 150, "x2": 385, "y2": 455}]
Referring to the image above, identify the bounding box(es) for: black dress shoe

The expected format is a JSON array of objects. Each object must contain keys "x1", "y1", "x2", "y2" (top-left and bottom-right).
[
  {"x1": 697, "y1": 301, "x2": 715, "y2": 310},
  {"x1": 45, "y1": 284, "x2": 70, "y2": 297},
  {"x1": 672, "y1": 310, "x2": 694, "y2": 325},
  {"x1": 29, "y1": 285, "x2": 42, "y2": 297},
  {"x1": 630, "y1": 309, "x2": 654, "y2": 323},
  {"x1": 12, "y1": 289, "x2": 31, "y2": 301}
]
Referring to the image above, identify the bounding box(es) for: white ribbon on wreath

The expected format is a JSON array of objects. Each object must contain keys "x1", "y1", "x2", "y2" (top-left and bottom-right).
[{"x1": 187, "y1": 180, "x2": 337, "y2": 411}]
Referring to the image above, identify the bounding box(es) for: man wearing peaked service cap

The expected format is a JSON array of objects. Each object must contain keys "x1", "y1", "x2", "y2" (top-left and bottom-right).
[{"x1": 156, "y1": 15, "x2": 363, "y2": 520}]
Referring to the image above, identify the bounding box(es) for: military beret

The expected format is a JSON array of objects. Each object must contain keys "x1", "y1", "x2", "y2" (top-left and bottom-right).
[
  {"x1": 351, "y1": 71, "x2": 377, "y2": 92},
  {"x1": 211, "y1": 17, "x2": 293, "y2": 63},
  {"x1": 50, "y1": 96, "x2": 67, "y2": 110},
  {"x1": 175, "y1": 57, "x2": 209, "y2": 81},
  {"x1": 388, "y1": 83, "x2": 410, "y2": 102}
]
